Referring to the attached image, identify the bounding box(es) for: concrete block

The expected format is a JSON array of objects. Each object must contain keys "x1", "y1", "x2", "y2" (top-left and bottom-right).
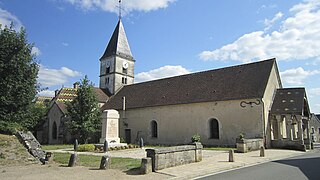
[{"x1": 140, "y1": 157, "x2": 152, "y2": 174}]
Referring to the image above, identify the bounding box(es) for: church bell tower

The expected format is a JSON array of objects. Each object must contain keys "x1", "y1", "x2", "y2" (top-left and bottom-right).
[{"x1": 99, "y1": 18, "x2": 135, "y2": 95}]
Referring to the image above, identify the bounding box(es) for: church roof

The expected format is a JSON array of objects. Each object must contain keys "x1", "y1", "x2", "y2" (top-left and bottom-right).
[
  {"x1": 100, "y1": 19, "x2": 133, "y2": 60},
  {"x1": 103, "y1": 58, "x2": 277, "y2": 110},
  {"x1": 270, "y1": 88, "x2": 310, "y2": 115}
]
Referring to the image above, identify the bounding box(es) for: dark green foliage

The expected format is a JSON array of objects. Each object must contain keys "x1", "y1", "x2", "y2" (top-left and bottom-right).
[
  {"x1": 0, "y1": 24, "x2": 40, "y2": 134},
  {"x1": 191, "y1": 133, "x2": 201, "y2": 142},
  {"x1": 77, "y1": 144, "x2": 95, "y2": 152},
  {"x1": 66, "y1": 76, "x2": 102, "y2": 144}
]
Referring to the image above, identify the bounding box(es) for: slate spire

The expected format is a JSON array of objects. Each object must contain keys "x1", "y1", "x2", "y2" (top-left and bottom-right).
[{"x1": 100, "y1": 19, "x2": 133, "y2": 60}]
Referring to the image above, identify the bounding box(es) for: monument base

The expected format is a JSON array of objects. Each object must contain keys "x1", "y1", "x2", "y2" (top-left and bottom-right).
[
  {"x1": 99, "y1": 137, "x2": 120, "y2": 144},
  {"x1": 95, "y1": 143, "x2": 128, "y2": 149}
]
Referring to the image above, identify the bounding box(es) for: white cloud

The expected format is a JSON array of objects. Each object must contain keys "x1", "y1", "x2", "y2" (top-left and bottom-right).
[
  {"x1": 37, "y1": 90, "x2": 55, "y2": 97},
  {"x1": 280, "y1": 67, "x2": 320, "y2": 85},
  {"x1": 38, "y1": 65, "x2": 82, "y2": 87},
  {"x1": 309, "y1": 88, "x2": 320, "y2": 96},
  {"x1": 62, "y1": 42, "x2": 69, "y2": 46},
  {"x1": 31, "y1": 47, "x2": 41, "y2": 56},
  {"x1": 64, "y1": 0, "x2": 176, "y2": 14},
  {"x1": 199, "y1": 0, "x2": 320, "y2": 62},
  {"x1": 135, "y1": 65, "x2": 190, "y2": 83},
  {"x1": 264, "y1": 12, "x2": 283, "y2": 31},
  {"x1": 0, "y1": 7, "x2": 22, "y2": 31}
]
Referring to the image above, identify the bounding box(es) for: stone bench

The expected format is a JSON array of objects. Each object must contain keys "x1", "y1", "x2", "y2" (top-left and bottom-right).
[{"x1": 145, "y1": 142, "x2": 202, "y2": 172}]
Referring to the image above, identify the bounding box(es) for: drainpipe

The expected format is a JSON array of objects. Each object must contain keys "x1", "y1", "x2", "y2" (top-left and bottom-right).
[{"x1": 122, "y1": 96, "x2": 126, "y2": 119}]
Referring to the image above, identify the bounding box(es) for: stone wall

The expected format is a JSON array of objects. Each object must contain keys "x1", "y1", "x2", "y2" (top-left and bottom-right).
[
  {"x1": 236, "y1": 138, "x2": 264, "y2": 153},
  {"x1": 271, "y1": 139, "x2": 306, "y2": 151},
  {"x1": 146, "y1": 142, "x2": 202, "y2": 171}
]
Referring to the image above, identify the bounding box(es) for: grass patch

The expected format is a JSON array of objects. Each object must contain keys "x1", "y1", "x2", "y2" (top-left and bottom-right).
[
  {"x1": 203, "y1": 147, "x2": 236, "y2": 151},
  {"x1": 53, "y1": 153, "x2": 140, "y2": 170},
  {"x1": 42, "y1": 144, "x2": 73, "y2": 150}
]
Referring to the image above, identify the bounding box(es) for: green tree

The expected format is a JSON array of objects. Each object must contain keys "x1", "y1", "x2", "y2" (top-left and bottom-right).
[
  {"x1": 0, "y1": 24, "x2": 40, "y2": 134},
  {"x1": 66, "y1": 76, "x2": 102, "y2": 144}
]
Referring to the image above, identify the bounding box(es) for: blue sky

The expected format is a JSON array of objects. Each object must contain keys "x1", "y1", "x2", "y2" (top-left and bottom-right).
[{"x1": 0, "y1": 0, "x2": 319, "y2": 113}]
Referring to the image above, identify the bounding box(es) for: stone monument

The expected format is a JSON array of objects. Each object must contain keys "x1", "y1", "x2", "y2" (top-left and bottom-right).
[{"x1": 99, "y1": 109, "x2": 127, "y2": 147}]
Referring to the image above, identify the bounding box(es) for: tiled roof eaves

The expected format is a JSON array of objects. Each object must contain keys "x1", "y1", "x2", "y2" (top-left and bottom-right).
[{"x1": 109, "y1": 96, "x2": 262, "y2": 111}]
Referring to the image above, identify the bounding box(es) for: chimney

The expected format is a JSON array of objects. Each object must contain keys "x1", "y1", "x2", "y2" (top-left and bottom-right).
[
  {"x1": 73, "y1": 82, "x2": 80, "y2": 89},
  {"x1": 55, "y1": 89, "x2": 59, "y2": 97}
]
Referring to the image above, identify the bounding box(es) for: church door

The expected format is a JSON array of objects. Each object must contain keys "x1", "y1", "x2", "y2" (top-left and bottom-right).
[{"x1": 125, "y1": 129, "x2": 131, "y2": 144}]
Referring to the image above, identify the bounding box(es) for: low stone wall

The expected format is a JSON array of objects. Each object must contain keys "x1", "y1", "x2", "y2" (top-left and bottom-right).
[
  {"x1": 236, "y1": 138, "x2": 263, "y2": 153},
  {"x1": 271, "y1": 139, "x2": 306, "y2": 151},
  {"x1": 146, "y1": 142, "x2": 202, "y2": 171}
]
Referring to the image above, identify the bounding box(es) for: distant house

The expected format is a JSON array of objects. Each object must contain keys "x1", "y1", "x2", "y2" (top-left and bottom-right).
[
  {"x1": 310, "y1": 114, "x2": 320, "y2": 142},
  {"x1": 35, "y1": 96, "x2": 53, "y2": 106},
  {"x1": 36, "y1": 84, "x2": 108, "y2": 144}
]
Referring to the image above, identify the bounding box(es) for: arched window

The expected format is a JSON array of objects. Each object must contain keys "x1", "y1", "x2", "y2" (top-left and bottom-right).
[
  {"x1": 151, "y1": 120, "x2": 158, "y2": 138},
  {"x1": 52, "y1": 121, "x2": 57, "y2": 140},
  {"x1": 209, "y1": 119, "x2": 219, "y2": 139}
]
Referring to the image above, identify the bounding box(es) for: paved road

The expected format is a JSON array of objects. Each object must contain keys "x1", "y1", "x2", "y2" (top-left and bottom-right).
[{"x1": 198, "y1": 149, "x2": 320, "y2": 180}]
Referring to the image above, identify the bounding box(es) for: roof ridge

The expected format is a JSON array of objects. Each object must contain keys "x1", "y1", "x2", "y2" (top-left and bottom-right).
[{"x1": 131, "y1": 58, "x2": 276, "y2": 86}]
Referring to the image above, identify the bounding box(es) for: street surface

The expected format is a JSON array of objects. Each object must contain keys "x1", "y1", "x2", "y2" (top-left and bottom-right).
[{"x1": 198, "y1": 148, "x2": 320, "y2": 180}]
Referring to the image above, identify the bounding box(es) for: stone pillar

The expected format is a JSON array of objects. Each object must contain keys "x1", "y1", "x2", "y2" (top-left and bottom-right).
[
  {"x1": 292, "y1": 123, "x2": 296, "y2": 139},
  {"x1": 194, "y1": 142, "x2": 203, "y2": 162},
  {"x1": 305, "y1": 120, "x2": 311, "y2": 149},
  {"x1": 285, "y1": 115, "x2": 292, "y2": 141},
  {"x1": 146, "y1": 149, "x2": 156, "y2": 172},
  {"x1": 140, "y1": 158, "x2": 152, "y2": 174},
  {"x1": 276, "y1": 115, "x2": 282, "y2": 140},
  {"x1": 100, "y1": 109, "x2": 120, "y2": 144},
  {"x1": 297, "y1": 119, "x2": 304, "y2": 142}
]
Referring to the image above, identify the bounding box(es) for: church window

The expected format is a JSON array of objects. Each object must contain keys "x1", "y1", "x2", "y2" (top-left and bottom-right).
[
  {"x1": 52, "y1": 121, "x2": 57, "y2": 140},
  {"x1": 151, "y1": 120, "x2": 158, "y2": 138},
  {"x1": 122, "y1": 77, "x2": 127, "y2": 84},
  {"x1": 106, "y1": 77, "x2": 109, "y2": 84},
  {"x1": 106, "y1": 67, "x2": 110, "y2": 74},
  {"x1": 209, "y1": 119, "x2": 219, "y2": 139},
  {"x1": 123, "y1": 67, "x2": 127, "y2": 74}
]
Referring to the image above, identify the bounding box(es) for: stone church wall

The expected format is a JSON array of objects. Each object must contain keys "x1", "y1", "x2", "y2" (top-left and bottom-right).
[
  {"x1": 119, "y1": 98, "x2": 265, "y2": 147},
  {"x1": 262, "y1": 63, "x2": 282, "y2": 148}
]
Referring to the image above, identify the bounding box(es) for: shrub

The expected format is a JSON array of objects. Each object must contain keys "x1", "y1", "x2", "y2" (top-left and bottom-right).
[
  {"x1": 239, "y1": 133, "x2": 245, "y2": 140},
  {"x1": 77, "y1": 144, "x2": 95, "y2": 152},
  {"x1": 191, "y1": 133, "x2": 201, "y2": 142}
]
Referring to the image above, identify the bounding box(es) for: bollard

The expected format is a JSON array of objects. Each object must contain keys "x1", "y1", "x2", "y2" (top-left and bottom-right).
[
  {"x1": 45, "y1": 152, "x2": 54, "y2": 163},
  {"x1": 74, "y1": 139, "x2": 78, "y2": 152},
  {"x1": 100, "y1": 155, "x2": 111, "y2": 170},
  {"x1": 229, "y1": 150, "x2": 234, "y2": 162},
  {"x1": 140, "y1": 157, "x2": 152, "y2": 174},
  {"x1": 68, "y1": 153, "x2": 77, "y2": 167},
  {"x1": 103, "y1": 140, "x2": 108, "y2": 153},
  {"x1": 260, "y1": 146, "x2": 265, "y2": 157},
  {"x1": 140, "y1": 138, "x2": 144, "y2": 148},
  {"x1": 311, "y1": 142, "x2": 314, "y2": 150}
]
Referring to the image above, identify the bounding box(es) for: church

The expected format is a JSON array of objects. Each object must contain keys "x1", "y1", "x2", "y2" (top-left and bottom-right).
[{"x1": 40, "y1": 18, "x2": 313, "y2": 150}]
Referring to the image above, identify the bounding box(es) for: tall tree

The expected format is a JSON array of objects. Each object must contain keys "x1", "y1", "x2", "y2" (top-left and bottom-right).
[
  {"x1": 0, "y1": 24, "x2": 39, "y2": 134},
  {"x1": 66, "y1": 76, "x2": 102, "y2": 144}
]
